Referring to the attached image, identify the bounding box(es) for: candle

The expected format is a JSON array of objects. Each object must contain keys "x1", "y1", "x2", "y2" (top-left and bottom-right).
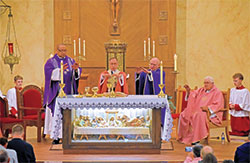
[
  {"x1": 83, "y1": 40, "x2": 85, "y2": 57},
  {"x1": 144, "y1": 40, "x2": 146, "y2": 57},
  {"x1": 73, "y1": 40, "x2": 76, "y2": 57},
  {"x1": 79, "y1": 38, "x2": 81, "y2": 55},
  {"x1": 174, "y1": 54, "x2": 177, "y2": 71},
  {"x1": 148, "y1": 37, "x2": 150, "y2": 55},
  {"x1": 153, "y1": 41, "x2": 155, "y2": 57},
  {"x1": 160, "y1": 61, "x2": 163, "y2": 84},
  {"x1": 60, "y1": 60, "x2": 63, "y2": 84}
]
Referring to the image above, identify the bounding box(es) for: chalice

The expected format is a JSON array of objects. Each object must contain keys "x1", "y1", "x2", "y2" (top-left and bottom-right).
[
  {"x1": 84, "y1": 87, "x2": 90, "y2": 97},
  {"x1": 92, "y1": 87, "x2": 99, "y2": 98}
]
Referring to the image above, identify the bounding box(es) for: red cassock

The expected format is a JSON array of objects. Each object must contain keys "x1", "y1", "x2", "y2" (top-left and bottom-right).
[
  {"x1": 98, "y1": 71, "x2": 128, "y2": 94},
  {"x1": 229, "y1": 85, "x2": 250, "y2": 136}
]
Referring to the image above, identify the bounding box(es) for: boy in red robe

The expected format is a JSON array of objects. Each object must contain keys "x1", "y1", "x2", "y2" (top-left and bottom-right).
[{"x1": 229, "y1": 73, "x2": 250, "y2": 136}]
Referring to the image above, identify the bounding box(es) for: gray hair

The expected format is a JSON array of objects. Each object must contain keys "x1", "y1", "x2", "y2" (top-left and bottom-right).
[
  {"x1": 57, "y1": 44, "x2": 66, "y2": 50},
  {"x1": 204, "y1": 76, "x2": 214, "y2": 83},
  {"x1": 12, "y1": 124, "x2": 24, "y2": 136}
]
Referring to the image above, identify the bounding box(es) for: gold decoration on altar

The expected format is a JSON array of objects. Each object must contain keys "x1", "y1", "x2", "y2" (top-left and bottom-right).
[
  {"x1": 158, "y1": 84, "x2": 166, "y2": 98},
  {"x1": 105, "y1": 39, "x2": 127, "y2": 72},
  {"x1": 91, "y1": 87, "x2": 99, "y2": 98},
  {"x1": 58, "y1": 83, "x2": 66, "y2": 98},
  {"x1": 84, "y1": 87, "x2": 92, "y2": 97},
  {"x1": 107, "y1": 76, "x2": 117, "y2": 98}
]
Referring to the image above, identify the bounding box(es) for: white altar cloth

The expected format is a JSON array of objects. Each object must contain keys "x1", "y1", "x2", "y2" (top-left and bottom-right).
[{"x1": 49, "y1": 95, "x2": 173, "y2": 141}]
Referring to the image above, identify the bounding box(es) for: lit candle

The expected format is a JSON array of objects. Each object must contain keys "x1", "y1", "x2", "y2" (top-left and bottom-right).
[
  {"x1": 153, "y1": 41, "x2": 155, "y2": 57},
  {"x1": 73, "y1": 40, "x2": 76, "y2": 57},
  {"x1": 144, "y1": 40, "x2": 146, "y2": 57},
  {"x1": 79, "y1": 38, "x2": 81, "y2": 55},
  {"x1": 60, "y1": 60, "x2": 63, "y2": 84},
  {"x1": 83, "y1": 40, "x2": 85, "y2": 57},
  {"x1": 160, "y1": 61, "x2": 163, "y2": 85},
  {"x1": 148, "y1": 37, "x2": 150, "y2": 55},
  {"x1": 174, "y1": 54, "x2": 177, "y2": 71}
]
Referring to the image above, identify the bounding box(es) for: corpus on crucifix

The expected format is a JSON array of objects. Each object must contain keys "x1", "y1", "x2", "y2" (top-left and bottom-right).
[{"x1": 110, "y1": 0, "x2": 120, "y2": 35}]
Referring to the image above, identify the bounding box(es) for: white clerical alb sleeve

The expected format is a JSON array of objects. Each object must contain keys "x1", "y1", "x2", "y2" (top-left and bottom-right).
[
  {"x1": 51, "y1": 68, "x2": 61, "y2": 81},
  {"x1": 99, "y1": 74, "x2": 105, "y2": 86},
  {"x1": 147, "y1": 72, "x2": 153, "y2": 82},
  {"x1": 208, "y1": 107, "x2": 216, "y2": 118},
  {"x1": 239, "y1": 90, "x2": 250, "y2": 112},
  {"x1": 0, "y1": 89, "x2": 4, "y2": 98},
  {"x1": 135, "y1": 73, "x2": 140, "y2": 81},
  {"x1": 119, "y1": 74, "x2": 124, "y2": 86}
]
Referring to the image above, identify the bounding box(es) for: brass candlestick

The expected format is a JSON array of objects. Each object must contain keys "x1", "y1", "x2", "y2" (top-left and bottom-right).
[
  {"x1": 58, "y1": 83, "x2": 66, "y2": 98},
  {"x1": 158, "y1": 84, "x2": 166, "y2": 98}
]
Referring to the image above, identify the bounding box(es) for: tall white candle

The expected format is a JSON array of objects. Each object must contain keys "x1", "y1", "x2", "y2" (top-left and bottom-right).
[
  {"x1": 160, "y1": 61, "x2": 163, "y2": 84},
  {"x1": 83, "y1": 40, "x2": 85, "y2": 57},
  {"x1": 174, "y1": 54, "x2": 177, "y2": 71},
  {"x1": 144, "y1": 40, "x2": 146, "y2": 57},
  {"x1": 79, "y1": 38, "x2": 81, "y2": 55},
  {"x1": 73, "y1": 40, "x2": 76, "y2": 57},
  {"x1": 60, "y1": 60, "x2": 63, "y2": 84},
  {"x1": 153, "y1": 41, "x2": 155, "y2": 57},
  {"x1": 148, "y1": 37, "x2": 150, "y2": 55}
]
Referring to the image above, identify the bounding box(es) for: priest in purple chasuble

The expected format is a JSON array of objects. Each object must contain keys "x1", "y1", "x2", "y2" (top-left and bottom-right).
[
  {"x1": 135, "y1": 57, "x2": 166, "y2": 126},
  {"x1": 177, "y1": 76, "x2": 224, "y2": 145},
  {"x1": 43, "y1": 44, "x2": 82, "y2": 143}
]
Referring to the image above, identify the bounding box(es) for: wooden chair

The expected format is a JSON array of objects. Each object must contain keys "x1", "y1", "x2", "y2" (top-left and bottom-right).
[
  {"x1": 205, "y1": 88, "x2": 231, "y2": 143},
  {"x1": 0, "y1": 97, "x2": 25, "y2": 138},
  {"x1": 172, "y1": 86, "x2": 188, "y2": 139},
  {"x1": 16, "y1": 85, "x2": 45, "y2": 142},
  {"x1": 173, "y1": 86, "x2": 198, "y2": 139}
]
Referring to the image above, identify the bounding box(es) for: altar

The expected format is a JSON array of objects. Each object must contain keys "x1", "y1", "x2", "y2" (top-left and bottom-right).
[{"x1": 50, "y1": 95, "x2": 173, "y2": 154}]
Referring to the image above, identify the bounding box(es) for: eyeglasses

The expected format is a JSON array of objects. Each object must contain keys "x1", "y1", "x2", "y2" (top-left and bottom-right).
[
  {"x1": 149, "y1": 63, "x2": 157, "y2": 66},
  {"x1": 58, "y1": 49, "x2": 67, "y2": 52}
]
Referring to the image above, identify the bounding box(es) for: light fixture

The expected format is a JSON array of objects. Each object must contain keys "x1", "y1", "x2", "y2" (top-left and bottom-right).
[{"x1": 1, "y1": 0, "x2": 21, "y2": 74}]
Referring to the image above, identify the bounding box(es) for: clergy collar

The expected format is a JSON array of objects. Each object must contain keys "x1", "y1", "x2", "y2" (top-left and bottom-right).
[
  {"x1": 205, "y1": 89, "x2": 211, "y2": 93},
  {"x1": 236, "y1": 85, "x2": 245, "y2": 90},
  {"x1": 56, "y1": 54, "x2": 66, "y2": 60}
]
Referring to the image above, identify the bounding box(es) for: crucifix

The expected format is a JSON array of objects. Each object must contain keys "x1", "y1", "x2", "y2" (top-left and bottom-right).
[{"x1": 110, "y1": 0, "x2": 120, "y2": 36}]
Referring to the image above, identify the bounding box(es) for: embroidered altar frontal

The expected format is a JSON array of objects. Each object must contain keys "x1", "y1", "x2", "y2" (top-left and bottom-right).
[{"x1": 55, "y1": 95, "x2": 172, "y2": 154}]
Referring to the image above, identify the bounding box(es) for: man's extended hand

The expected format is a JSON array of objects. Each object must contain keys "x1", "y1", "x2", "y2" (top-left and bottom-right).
[
  {"x1": 63, "y1": 63, "x2": 68, "y2": 71},
  {"x1": 201, "y1": 106, "x2": 209, "y2": 112},
  {"x1": 184, "y1": 84, "x2": 191, "y2": 94},
  {"x1": 112, "y1": 73, "x2": 119, "y2": 78},
  {"x1": 72, "y1": 62, "x2": 79, "y2": 70},
  {"x1": 102, "y1": 73, "x2": 112, "y2": 79},
  {"x1": 140, "y1": 67, "x2": 151, "y2": 74},
  {"x1": 229, "y1": 103, "x2": 235, "y2": 110},
  {"x1": 135, "y1": 67, "x2": 143, "y2": 74}
]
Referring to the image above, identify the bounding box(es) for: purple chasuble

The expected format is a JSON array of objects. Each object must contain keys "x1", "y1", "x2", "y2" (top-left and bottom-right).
[
  {"x1": 43, "y1": 54, "x2": 82, "y2": 115},
  {"x1": 135, "y1": 68, "x2": 166, "y2": 125}
]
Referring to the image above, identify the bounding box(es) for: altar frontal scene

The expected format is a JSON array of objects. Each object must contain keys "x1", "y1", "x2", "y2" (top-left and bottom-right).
[{"x1": 0, "y1": 0, "x2": 249, "y2": 162}]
